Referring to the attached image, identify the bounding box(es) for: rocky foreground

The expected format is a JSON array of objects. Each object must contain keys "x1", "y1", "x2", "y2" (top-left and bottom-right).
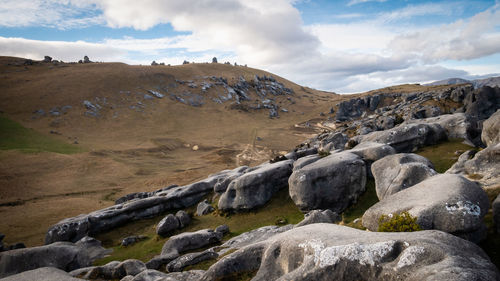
[{"x1": 1, "y1": 84, "x2": 499, "y2": 280}]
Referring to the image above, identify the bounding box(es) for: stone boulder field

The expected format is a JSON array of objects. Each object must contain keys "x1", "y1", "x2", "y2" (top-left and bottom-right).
[{"x1": 1, "y1": 57, "x2": 499, "y2": 280}]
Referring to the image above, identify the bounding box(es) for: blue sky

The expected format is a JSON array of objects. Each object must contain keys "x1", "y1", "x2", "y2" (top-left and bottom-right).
[{"x1": 0, "y1": 0, "x2": 499, "y2": 93}]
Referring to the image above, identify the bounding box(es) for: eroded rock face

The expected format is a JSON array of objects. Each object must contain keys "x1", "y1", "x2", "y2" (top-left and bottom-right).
[
  {"x1": 352, "y1": 123, "x2": 447, "y2": 153},
  {"x1": 0, "y1": 237, "x2": 109, "y2": 278},
  {"x1": 362, "y1": 174, "x2": 489, "y2": 242},
  {"x1": 200, "y1": 224, "x2": 499, "y2": 281},
  {"x1": 218, "y1": 160, "x2": 293, "y2": 212},
  {"x1": 371, "y1": 153, "x2": 437, "y2": 200},
  {"x1": 481, "y1": 109, "x2": 500, "y2": 146},
  {"x1": 289, "y1": 152, "x2": 366, "y2": 212}
]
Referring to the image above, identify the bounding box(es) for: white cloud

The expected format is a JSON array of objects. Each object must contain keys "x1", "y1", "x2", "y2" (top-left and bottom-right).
[{"x1": 347, "y1": 0, "x2": 386, "y2": 7}]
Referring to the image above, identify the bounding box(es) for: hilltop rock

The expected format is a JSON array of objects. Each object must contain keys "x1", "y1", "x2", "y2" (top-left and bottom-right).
[
  {"x1": 83, "y1": 56, "x2": 91, "y2": 63},
  {"x1": 335, "y1": 95, "x2": 381, "y2": 121},
  {"x1": 200, "y1": 224, "x2": 499, "y2": 281},
  {"x1": 372, "y1": 153, "x2": 437, "y2": 200},
  {"x1": 196, "y1": 200, "x2": 214, "y2": 216},
  {"x1": 289, "y1": 151, "x2": 366, "y2": 213},
  {"x1": 218, "y1": 160, "x2": 293, "y2": 212},
  {"x1": 362, "y1": 174, "x2": 489, "y2": 242},
  {"x1": 295, "y1": 209, "x2": 341, "y2": 227},
  {"x1": 352, "y1": 123, "x2": 447, "y2": 153},
  {"x1": 494, "y1": 194, "x2": 500, "y2": 233},
  {"x1": 464, "y1": 86, "x2": 500, "y2": 120},
  {"x1": 0, "y1": 237, "x2": 109, "y2": 278},
  {"x1": 43, "y1": 56, "x2": 52, "y2": 63},
  {"x1": 481, "y1": 109, "x2": 500, "y2": 146},
  {"x1": 2, "y1": 267, "x2": 83, "y2": 281},
  {"x1": 161, "y1": 228, "x2": 223, "y2": 256}
]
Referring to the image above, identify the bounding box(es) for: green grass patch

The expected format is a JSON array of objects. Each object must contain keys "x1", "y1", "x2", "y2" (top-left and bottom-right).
[
  {"x1": 342, "y1": 179, "x2": 377, "y2": 228},
  {"x1": 0, "y1": 114, "x2": 83, "y2": 154},
  {"x1": 94, "y1": 188, "x2": 304, "y2": 265},
  {"x1": 415, "y1": 139, "x2": 474, "y2": 173}
]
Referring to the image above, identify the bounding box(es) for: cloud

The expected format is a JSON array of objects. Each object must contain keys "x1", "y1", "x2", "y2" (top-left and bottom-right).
[{"x1": 347, "y1": 0, "x2": 386, "y2": 7}]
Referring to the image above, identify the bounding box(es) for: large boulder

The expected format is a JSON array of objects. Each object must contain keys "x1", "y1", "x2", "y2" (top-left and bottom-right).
[
  {"x1": 166, "y1": 250, "x2": 218, "y2": 272},
  {"x1": 362, "y1": 174, "x2": 489, "y2": 242},
  {"x1": 200, "y1": 224, "x2": 499, "y2": 281},
  {"x1": 464, "y1": 86, "x2": 500, "y2": 120},
  {"x1": 0, "y1": 237, "x2": 109, "y2": 278},
  {"x1": 161, "y1": 229, "x2": 223, "y2": 256},
  {"x1": 371, "y1": 153, "x2": 437, "y2": 200},
  {"x1": 1, "y1": 267, "x2": 83, "y2": 281},
  {"x1": 156, "y1": 214, "x2": 180, "y2": 237},
  {"x1": 218, "y1": 160, "x2": 293, "y2": 211},
  {"x1": 352, "y1": 123, "x2": 447, "y2": 153},
  {"x1": 494, "y1": 194, "x2": 500, "y2": 233},
  {"x1": 481, "y1": 109, "x2": 500, "y2": 146},
  {"x1": 175, "y1": 210, "x2": 190, "y2": 228},
  {"x1": 348, "y1": 142, "x2": 396, "y2": 163},
  {"x1": 289, "y1": 152, "x2": 366, "y2": 213}
]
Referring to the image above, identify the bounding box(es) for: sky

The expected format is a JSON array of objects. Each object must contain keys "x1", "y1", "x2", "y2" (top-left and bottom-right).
[{"x1": 0, "y1": 0, "x2": 499, "y2": 93}]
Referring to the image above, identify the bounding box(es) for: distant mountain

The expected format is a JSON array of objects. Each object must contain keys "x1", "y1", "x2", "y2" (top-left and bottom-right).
[{"x1": 425, "y1": 76, "x2": 500, "y2": 88}]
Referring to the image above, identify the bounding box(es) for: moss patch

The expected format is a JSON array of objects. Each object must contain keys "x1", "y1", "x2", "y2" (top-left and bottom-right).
[
  {"x1": 415, "y1": 139, "x2": 474, "y2": 173},
  {"x1": 0, "y1": 114, "x2": 83, "y2": 154},
  {"x1": 94, "y1": 188, "x2": 303, "y2": 265}
]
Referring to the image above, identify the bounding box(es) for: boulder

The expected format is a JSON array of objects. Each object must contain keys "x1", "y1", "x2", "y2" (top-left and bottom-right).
[
  {"x1": 112, "y1": 259, "x2": 147, "y2": 279},
  {"x1": 446, "y1": 150, "x2": 477, "y2": 174},
  {"x1": 352, "y1": 123, "x2": 447, "y2": 153},
  {"x1": 196, "y1": 200, "x2": 214, "y2": 216},
  {"x1": 464, "y1": 86, "x2": 500, "y2": 120},
  {"x1": 371, "y1": 153, "x2": 437, "y2": 200},
  {"x1": 219, "y1": 225, "x2": 293, "y2": 255},
  {"x1": 215, "y1": 224, "x2": 229, "y2": 235},
  {"x1": 1, "y1": 267, "x2": 83, "y2": 281},
  {"x1": 156, "y1": 214, "x2": 180, "y2": 237},
  {"x1": 292, "y1": 154, "x2": 320, "y2": 171},
  {"x1": 166, "y1": 250, "x2": 218, "y2": 272},
  {"x1": 121, "y1": 235, "x2": 147, "y2": 247},
  {"x1": 494, "y1": 194, "x2": 500, "y2": 233},
  {"x1": 461, "y1": 143, "x2": 500, "y2": 188},
  {"x1": 289, "y1": 152, "x2": 366, "y2": 213},
  {"x1": 213, "y1": 166, "x2": 248, "y2": 193},
  {"x1": 481, "y1": 109, "x2": 500, "y2": 146},
  {"x1": 175, "y1": 210, "x2": 190, "y2": 228},
  {"x1": 318, "y1": 132, "x2": 348, "y2": 151},
  {"x1": 362, "y1": 174, "x2": 489, "y2": 243},
  {"x1": 348, "y1": 142, "x2": 396, "y2": 163},
  {"x1": 200, "y1": 224, "x2": 499, "y2": 281},
  {"x1": 145, "y1": 252, "x2": 179, "y2": 270},
  {"x1": 218, "y1": 160, "x2": 293, "y2": 211},
  {"x1": 0, "y1": 237, "x2": 109, "y2": 278},
  {"x1": 161, "y1": 229, "x2": 223, "y2": 256},
  {"x1": 295, "y1": 209, "x2": 340, "y2": 227}
]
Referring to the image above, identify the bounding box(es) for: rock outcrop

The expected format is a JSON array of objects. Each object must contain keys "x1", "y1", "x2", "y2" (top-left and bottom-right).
[
  {"x1": 362, "y1": 174, "x2": 489, "y2": 242},
  {"x1": 218, "y1": 160, "x2": 293, "y2": 211},
  {"x1": 289, "y1": 152, "x2": 366, "y2": 212},
  {"x1": 481, "y1": 109, "x2": 500, "y2": 146},
  {"x1": 200, "y1": 224, "x2": 499, "y2": 281},
  {"x1": 371, "y1": 153, "x2": 437, "y2": 200}
]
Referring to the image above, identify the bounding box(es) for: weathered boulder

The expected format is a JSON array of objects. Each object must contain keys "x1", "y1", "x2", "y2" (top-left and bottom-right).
[
  {"x1": 112, "y1": 259, "x2": 146, "y2": 279},
  {"x1": 213, "y1": 166, "x2": 248, "y2": 193},
  {"x1": 166, "y1": 250, "x2": 218, "y2": 272},
  {"x1": 292, "y1": 154, "x2": 320, "y2": 171},
  {"x1": 289, "y1": 152, "x2": 366, "y2": 212},
  {"x1": 494, "y1": 194, "x2": 500, "y2": 233},
  {"x1": 362, "y1": 174, "x2": 489, "y2": 242},
  {"x1": 156, "y1": 214, "x2": 179, "y2": 237},
  {"x1": 145, "y1": 252, "x2": 179, "y2": 270},
  {"x1": 451, "y1": 143, "x2": 500, "y2": 188},
  {"x1": 372, "y1": 153, "x2": 437, "y2": 200},
  {"x1": 175, "y1": 210, "x2": 190, "y2": 228},
  {"x1": 200, "y1": 224, "x2": 499, "y2": 281},
  {"x1": 1, "y1": 267, "x2": 83, "y2": 281},
  {"x1": 318, "y1": 132, "x2": 348, "y2": 151},
  {"x1": 46, "y1": 171, "x2": 234, "y2": 243},
  {"x1": 446, "y1": 150, "x2": 477, "y2": 174},
  {"x1": 295, "y1": 209, "x2": 340, "y2": 227},
  {"x1": 352, "y1": 123, "x2": 447, "y2": 153},
  {"x1": 218, "y1": 160, "x2": 293, "y2": 211},
  {"x1": 348, "y1": 142, "x2": 396, "y2": 163},
  {"x1": 464, "y1": 86, "x2": 500, "y2": 120},
  {"x1": 196, "y1": 200, "x2": 214, "y2": 216},
  {"x1": 0, "y1": 237, "x2": 109, "y2": 278},
  {"x1": 215, "y1": 224, "x2": 229, "y2": 235},
  {"x1": 481, "y1": 109, "x2": 500, "y2": 146},
  {"x1": 161, "y1": 229, "x2": 223, "y2": 256}
]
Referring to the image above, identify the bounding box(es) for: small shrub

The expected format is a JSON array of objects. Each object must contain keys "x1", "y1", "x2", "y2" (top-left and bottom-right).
[{"x1": 378, "y1": 211, "x2": 421, "y2": 232}]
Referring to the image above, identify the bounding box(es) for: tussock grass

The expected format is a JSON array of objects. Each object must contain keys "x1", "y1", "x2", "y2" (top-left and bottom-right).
[{"x1": 0, "y1": 114, "x2": 83, "y2": 154}]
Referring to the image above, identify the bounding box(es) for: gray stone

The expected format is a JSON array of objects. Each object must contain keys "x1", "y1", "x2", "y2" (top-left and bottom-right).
[
  {"x1": 175, "y1": 210, "x2": 190, "y2": 228},
  {"x1": 218, "y1": 225, "x2": 293, "y2": 255},
  {"x1": 70, "y1": 260, "x2": 119, "y2": 279},
  {"x1": 196, "y1": 200, "x2": 214, "y2": 216},
  {"x1": 362, "y1": 174, "x2": 489, "y2": 242},
  {"x1": 121, "y1": 235, "x2": 147, "y2": 247},
  {"x1": 348, "y1": 142, "x2": 396, "y2": 176},
  {"x1": 200, "y1": 224, "x2": 499, "y2": 281},
  {"x1": 464, "y1": 86, "x2": 500, "y2": 120},
  {"x1": 0, "y1": 237, "x2": 109, "y2": 278},
  {"x1": 213, "y1": 166, "x2": 248, "y2": 193},
  {"x1": 215, "y1": 224, "x2": 229, "y2": 235},
  {"x1": 166, "y1": 250, "x2": 218, "y2": 272},
  {"x1": 295, "y1": 209, "x2": 340, "y2": 227},
  {"x1": 1, "y1": 267, "x2": 83, "y2": 281},
  {"x1": 462, "y1": 143, "x2": 500, "y2": 188},
  {"x1": 161, "y1": 229, "x2": 223, "y2": 256},
  {"x1": 147, "y1": 90, "x2": 164, "y2": 99},
  {"x1": 318, "y1": 132, "x2": 348, "y2": 151},
  {"x1": 494, "y1": 194, "x2": 500, "y2": 233},
  {"x1": 372, "y1": 153, "x2": 437, "y2": 200},
  {"x1": 112, "y1": 259, "x2": 147, "y2": 279},
  {"x1": 218, "y1": 160, "x2": 293, "y2": 212},
  {"x1": 446, "y1": 150, "x2": 477, "y2": 174},
  {"x1": 289, "y1": 152, "x2": 366, "y2": 212},
  {"x1": 353, "y1": 123, "x2": 447, "y2": 153},
  {"x1": 145, "y1": 252, "x2": 179, "y2": 270},
  {"x1": 156, "y1": 214, "x2": 179, "y2": 237},
  {"x1": 292, "y1": 154, "x2": 320, "y2": 171},
  {"x1": 481, "y1": 109, "x2": 500, "y2": 146}
]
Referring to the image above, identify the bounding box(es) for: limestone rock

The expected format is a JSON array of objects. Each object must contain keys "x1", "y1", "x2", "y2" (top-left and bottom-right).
[
  {"x1": 218, "y1": 160, "x2": 293, "y2": 211},
  {"x1": 289, "y1": 152, "x2": 366, "y2": 212},
  {"x1": 175, "y1": 210, "x2": 190, "y2": 228},
  {"x1": 156, "y1": 214, "x2": 180, "y2": 237},
  {"x1": 362, "y1": 174, "x2": 489, "y2": 242},
  {"x1": 462, "y1": 143, "x2": 500, "y2": 188},
  {"x1": 295, "y1": 209, "x2": 340, "y2": 227},
  {"x1": 372, "y1": 153, "x2": 437, "y2": 200},
  {"x1": 112, "y1": 259, "x2": 146, "y2": 279},
  {"x1": 161, "y1": 229, "x2": 222, "y2": 256},
  {"x1": 166, "y1": 250, "x2": 218, "y2": 272},
  {"x1": 481, "y1": 109, "x2": 500, "y2": 146},
  {"x1": 196, "y1": 200, "x2": 214, "y2": 216},
  {"x1": 200, "y1": 224, "x2": 499, "y2": 281},
  {"x1": 1, "y1": 267, "x2": 83, "y2": 281}
]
